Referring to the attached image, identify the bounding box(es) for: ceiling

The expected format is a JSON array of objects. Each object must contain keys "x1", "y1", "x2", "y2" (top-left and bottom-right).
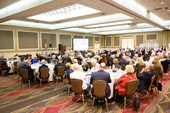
[
  {"x1": 136, "y1": 0, "x2": 170, "y2": 20},
  {"x1": 0, "y1": 0, "x2": 169, "y2": 35}
]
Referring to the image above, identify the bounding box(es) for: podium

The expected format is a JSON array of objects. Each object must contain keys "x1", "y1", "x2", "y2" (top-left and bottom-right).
[{"x1": 60, "y1": 45, "x2": 66, "y2": 55}]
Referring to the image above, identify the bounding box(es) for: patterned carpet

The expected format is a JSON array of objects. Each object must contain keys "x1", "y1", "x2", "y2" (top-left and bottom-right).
[{"x1": 0, "y1": 74, "x2": 169, "y2": 113}]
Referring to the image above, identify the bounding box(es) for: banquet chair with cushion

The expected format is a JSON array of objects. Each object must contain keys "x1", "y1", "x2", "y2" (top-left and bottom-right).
[
  {"x1": 0, "y1": 63, "x2": 6, "y2": 76},
  {"x1": 15, "y1": 67, "x2": 20, "y2": 81},
  {"x1": 122, "y1": 80, "x2": 138, "y2": 109},
  {"x1": 137, "y1": 64, "x2": 145, "y2": 74},
  {"x1": 20, "y1": 69, "x2": 31, "y2": 88},
  {"x1": 39, "y1": 68, "x2": 50, "y2": 87},
  {"x1": 53, "y1": 66, "x2": 65, "y2": 82},
  {"x1": 70, "y1": 79, "x2": 89, "y2": 105},
  {"x1": 65, "y1": 73, "x2": 71, "y2": 95},
  {"x1": 92, "y1": 80, "x2": 108, "y2": 112},
  {"x1": 140, "y1": 75, "x2": 155, "y2": 103}
]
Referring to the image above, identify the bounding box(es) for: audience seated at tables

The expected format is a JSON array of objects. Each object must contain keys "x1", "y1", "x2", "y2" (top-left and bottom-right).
[
  {"x1": 112, "y1": 58, "x2": 121, "y2": 70},
  {"x1": 137, "y1": 64, "x2": 154, "y2": 92},
  {"x1": 20, "y1": 61, "x2": 35, "y2": 82},
  {"x1": 54, "y1": 59, "x2": 65, "y2": 75},
  {"x1": 17, "y1": 57, "x2": 25, "y2": 69},
  {"x1": 38, "y1": 60, "x2": 49, "y2": 79},
  {"x1": 70, "y1": 64, "x2": 91, "y2": 91},
  {"x1": 32, "y1": 56, "x2": 39, "y2": 64},
  {"x1": 70, "y1": 59, "x2": 83, "y2": 71},
  {"x1": 0, "y1": 55, "x2": 11, "y2": 76},
  {"x1": 91, "y1": 59, "x2": 100, "y2": 71},
  {"x1": 90, "y1": 63, "x2": 111, "y2": 97},
  {"x1": 115, "y1": 65, "x2": 137, "y2": 96},
  {"x1": 65, "y1": 63, "x2": 74, "y2": 80}
]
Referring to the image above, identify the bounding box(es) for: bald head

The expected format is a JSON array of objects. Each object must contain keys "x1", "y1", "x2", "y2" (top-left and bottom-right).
[
  {"x1": 73, "y1": 59, "x2": 78, "y2": 64},
  {"x1": 73, "y1": 64, "x2": 80, "y2": 71}
]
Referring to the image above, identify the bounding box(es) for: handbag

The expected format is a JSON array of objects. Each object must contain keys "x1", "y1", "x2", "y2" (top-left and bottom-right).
[
  {"x1": 133, "y1": 94, "x2": 140, "y2": 109},
  {"x1": 158, "y1": 82, "x2": 162, "y2": 91}
]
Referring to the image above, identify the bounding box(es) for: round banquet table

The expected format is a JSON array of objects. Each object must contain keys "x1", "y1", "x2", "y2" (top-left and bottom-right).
[
  {"x1": 31, "y1": 63, "x2": 55, "y2": 81},
  {"x1": 85, "y1": 69, "x2": 125, "y2": 99}
]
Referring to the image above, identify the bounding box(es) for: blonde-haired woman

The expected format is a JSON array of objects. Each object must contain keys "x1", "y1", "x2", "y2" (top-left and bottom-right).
[{"x1": 136, "y1": 57, "x2": 144, "y2": 67}]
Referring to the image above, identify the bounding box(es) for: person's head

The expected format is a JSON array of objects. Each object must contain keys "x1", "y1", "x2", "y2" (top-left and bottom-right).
[
  {"x1": 115, "y1": 54, "x2": 119, "y2": 58},
  {"x1": 110, "y1": 55, "x2": 114, "y2": 59},
  {"x1": 113, "y1": 58, "x2": 119, "y2": 64},
  {"x1": 126, "y1": 65, "x2": 134, "y2": 73},
  {"x1": 52, "y1": 55, "x2": 56, "y2": 59},
  {"x1": 41, "y1": 59, "x2": 46, "y2": 65},
  {"x1": 21, "y1": 56, "x2": 25, "y2": 62},
  {"x1": 66, "y1": 62, "x2": 71, "y2": 69},
  {"x1": 100, "y1": 63, "x2": 106, "y2": 70},
  {"x1": 34, "y1": 56, "x2": 37, "y2": 59},
  {"x1": 73, "y1": 64, "x2": 80, "y2": 71},
  {"x1": 73, "y1": 59, "x2": 78, "y2": 64},
  {"x1": 91, "y1": 59, "x2": 96, "y2": 66},
  {"x1": 146, "y1": 64, "x2": 154, "y2": 72},
  {"x1": 137, "y1": 57, "x2": 144, "y2": 65},
  {"x1": 58, "y1": 59, "x2": 62, "y2": 63},
  {"x1": 0, "y1": 54, "x2": 4, "y2": 59},
  {"x1": 129, "y1": 59, "x2": 135, "y2": 66}
]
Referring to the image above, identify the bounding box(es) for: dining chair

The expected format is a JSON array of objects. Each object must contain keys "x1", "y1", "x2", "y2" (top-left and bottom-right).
[
  {"x1": 39, "y1": 68, "x2": 50, "y2": 87},
  {"x1": 53, "y1": 66, "x2": 65, "y2": 82},
  {"x1": 92, "y1": 80, "x2": 108, "y2": 112},
  {"x1": 20, "y1": 69, "x2": 31, "y2": 87}
]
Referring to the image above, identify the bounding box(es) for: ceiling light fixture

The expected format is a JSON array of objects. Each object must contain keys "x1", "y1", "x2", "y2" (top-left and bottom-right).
[{"x1": 28, "y1": 4, "x2": 101, "y2": 22}]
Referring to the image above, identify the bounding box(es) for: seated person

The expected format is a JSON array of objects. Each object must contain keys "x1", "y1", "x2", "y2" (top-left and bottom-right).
[
  {"x1": 70, "y1": 64, "x2": 91, "y2": 91},
  {"x1": 108, "y1": 55, "x2": 114, "y2": 66},
  {"x1": 129, "y1": 59, "x2": 137, "y2": 74},
  {"x1": 90, "y1": 63, "x2": 111, "y2": 97},
  {"x1": 17, "y1": 56, "x2": 25, "y2": 69},
  {"x1": 137, "y1": 64, "x2": 154, "y2": 92},
  {"x1": 99, "y1": 54, "x2": 107, "y2": 64},
  {"x1": 91, "y1": 59, "x2": 100, "y2": 71},
  {"x1": 0, "y1": 55, "x2": 11, "y2": 76},
  {"x1": 112, "y1": 58, "x2": 120, "y2": 70},
  {"x1": 115, "y1": 65, "x2": 137, "y2": 96},
  {"x1": 70, "y1": 59, "x2": 83, "y2": 71},
  {"x1": 32, "y1": 56, "x2": 39, "y2": 64},
  {"x1": 39, "y1": 60, "x2": 49, "y2": 79},
  {"x1": 50, "y1": 55, "x2": 57, "y2": 64},
  {"x1": 65, "y1": 62, "x2": 74, "y2": 80},
  {"x1": 20, "y1": 61, "x2": 35, "y2": 82},
  {"x1": 161, "y1": 56, "x2": 170, "y2": 73},
  {"x1": 54, "y1": 59, "x2": 65, "y2": 75}
]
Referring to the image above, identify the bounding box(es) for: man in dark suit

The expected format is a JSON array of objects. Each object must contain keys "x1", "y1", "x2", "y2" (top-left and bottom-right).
[
  {"x1": 20, "y1": 62, "x2": 35, "y2": 82},
  {"x1": 137, "y1": 64, "x2": 154, "y2": 92},
  {"x1": 54, "y1": 59, "x2": 65, "y2": 75},
  {"x1": 161, "y1": 44, "x2": 166, "y2": 51},
  {"x1": 58, "y1": 43, "x2": 63, "y2": 54},
  {"x1": 90, "y1": 63, "x2": 111, "y2": 97},
  {"x1": 161, "y1": 56, "x2": 170, "y2": 73},
  {"x1": 141, "y1": 48, "x2": 146, "y2": 55}
]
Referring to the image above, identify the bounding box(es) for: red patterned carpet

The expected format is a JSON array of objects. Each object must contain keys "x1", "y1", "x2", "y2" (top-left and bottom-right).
[{"x1": 0, "y1": 74, "x2": 170, "y2": 113}]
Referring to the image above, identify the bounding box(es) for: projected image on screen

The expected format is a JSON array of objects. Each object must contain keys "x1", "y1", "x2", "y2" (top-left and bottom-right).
[{"x1": 73, "y1": 39, "x2": 88, "y2": 51}]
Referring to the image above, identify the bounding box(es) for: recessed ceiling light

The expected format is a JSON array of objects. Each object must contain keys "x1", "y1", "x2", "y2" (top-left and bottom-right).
[{"x1": 28, "y1": 4, "x2": 101, "y2": 22}]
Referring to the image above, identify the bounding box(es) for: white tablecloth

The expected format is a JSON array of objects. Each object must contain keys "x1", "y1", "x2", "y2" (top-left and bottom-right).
[
  {"x1": 85, "y1": 69, "x2": 125, "y2": 99},
  {"x1": 31, "y1": 63, "x2": 55, "y2": 81}
]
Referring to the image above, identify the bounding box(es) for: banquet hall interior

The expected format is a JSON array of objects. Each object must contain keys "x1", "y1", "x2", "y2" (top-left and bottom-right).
[{"x1": 0, "y1": 0, "x2": 170, "y2": 113}]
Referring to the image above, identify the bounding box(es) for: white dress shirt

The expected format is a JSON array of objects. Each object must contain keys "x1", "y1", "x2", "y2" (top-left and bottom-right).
[{"x1": 70, "y1": 70, "x2": 87, "y2": 90}]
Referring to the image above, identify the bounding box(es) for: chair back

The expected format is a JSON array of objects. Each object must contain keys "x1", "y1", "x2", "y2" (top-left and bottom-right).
[
  {"x1": 40, "y1": 68, "x2": 49, "y2": 79},
  {"x1": 16, "y1": 67, "x2": 20, "y2": 75},
  {"x1": 20, "y1": 69, "x2": 29, "y2": 80},
  {"x1": 70, "y1": 79, "x2": 84, "y2": 94},
  {"x1": 0, "y1": 63, "x2": 2, "y2": 71},
  {"x1": 167, "y1": 64, "x2": 170, "y2": 72},
  {"x1": 120, "y1": 65, "x2": 125, "y2": 71},
  {"x1": 148, "y1": 75, "x2": 155, "y2": 91},
  {"x1": 92, "y1": 80, "x2": 107, "y2": 98},
  {"x1": 137, "y1": 64, "x2": 145, "y2": 74},
  {"x1": 126, "y1": 80, "x2": 138, "y2": 96},
  {"x1": 57, "y1": 66, "x2": 65, "y2": 76},
  {"x1": 144, "y1": 58, "x2": 150, "y2": 61}
]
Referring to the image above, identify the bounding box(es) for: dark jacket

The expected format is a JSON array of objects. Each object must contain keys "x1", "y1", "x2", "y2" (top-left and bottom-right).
[
  {"x1": 90, "y1": 70, "x2": 111, "y2": 97},
  {"x1": 54, "y1": 63, "x2": 65, "y2": 75},
  {"x1": 20, "y1": 64, "x2": 34, "y2": 82},
  {"x1": 119, "y1": 59, "x2": 129, "y2": 65},
  {"x1": 161, "y1": 59, "x2": 170, "y2": 73},
  {"x1": 137, "y1": 71, "x2": 154, "y2": 92}
]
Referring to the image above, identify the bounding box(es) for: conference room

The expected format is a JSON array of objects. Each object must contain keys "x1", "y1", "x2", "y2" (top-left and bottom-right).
[{"x1": 0, "y1": 0, "x2": 170, "y2": 113}]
